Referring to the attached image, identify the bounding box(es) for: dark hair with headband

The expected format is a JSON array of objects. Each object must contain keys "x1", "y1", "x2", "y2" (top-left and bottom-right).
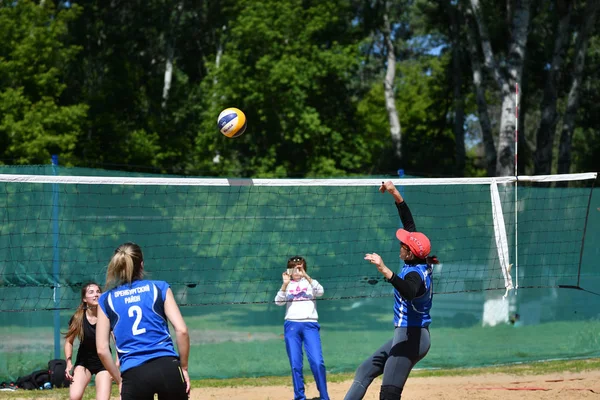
[{"x1": 287, "y1": 255, "x2": 307, "y2": 271}]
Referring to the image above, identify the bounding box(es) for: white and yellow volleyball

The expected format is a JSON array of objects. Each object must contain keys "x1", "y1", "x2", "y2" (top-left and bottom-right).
[{"x1": 217, "y1": 107, "x2": 247, "y2": 138}]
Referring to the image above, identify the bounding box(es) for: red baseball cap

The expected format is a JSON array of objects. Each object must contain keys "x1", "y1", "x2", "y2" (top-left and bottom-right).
[{"x1": 396, "y1": 229, "x2": 431, "y2": 259}]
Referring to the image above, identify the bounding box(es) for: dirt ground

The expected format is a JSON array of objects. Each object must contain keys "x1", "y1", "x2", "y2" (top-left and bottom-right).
[
  {"x1": 194, "y1": 370, "x2": 600, "y2": 400},
  {"x1": 4, "y1": 369, "x2": 599, "y2": 399}
]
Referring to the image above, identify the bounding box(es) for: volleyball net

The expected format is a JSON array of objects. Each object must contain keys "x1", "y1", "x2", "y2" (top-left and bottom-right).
[
  {"x1": 0, "y1": 166, "x2": 598, "y2": 381},
  {"x1": 0, "y1": 170, "x2": 596, "y2": 311}
]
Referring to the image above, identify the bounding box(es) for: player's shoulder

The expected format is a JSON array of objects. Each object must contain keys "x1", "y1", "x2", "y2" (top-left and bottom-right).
[
  {"x1": 98, "y1": 290, "x2": 111, "y2": 306},
  {"x1": 403, "y1": 264, "x2": 422, "y2": 273},
  {"x1": 402, "y1": 264, "x2": 429, "y2": 278},
  {"x1": 145, "y1": 280, "x2": 171, "y2": 292},
  {"x1": 409, "y1": 263, "x2": 429, "y2": 271},
  {"x1": 145, "y1": 279, "x2": 170, "y2": 287}
]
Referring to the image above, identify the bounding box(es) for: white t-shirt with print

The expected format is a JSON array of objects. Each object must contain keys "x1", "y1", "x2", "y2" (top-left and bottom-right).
[{"x1": 274, "y1": 278, "x2": 324, "y2": 322}]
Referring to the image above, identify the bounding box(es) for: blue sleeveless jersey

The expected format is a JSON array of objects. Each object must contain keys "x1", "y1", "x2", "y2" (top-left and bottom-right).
[
  {"x1": 99, "y1": 280, "x2": 178, "y2": 372},
  {"x1": 393, "y1": 264, "x2": 433, "y2": 327}
]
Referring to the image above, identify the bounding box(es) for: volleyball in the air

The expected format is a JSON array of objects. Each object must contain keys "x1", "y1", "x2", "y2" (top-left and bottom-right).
[{"x1": 217, "y1": 107, "x2": 247, "y2": 138}]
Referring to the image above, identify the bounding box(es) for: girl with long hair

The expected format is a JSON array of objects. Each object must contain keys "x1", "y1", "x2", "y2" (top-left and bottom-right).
[
  {"x1": 64, "y1": 282, "x2": 114, "y2": 400},
  {"x1": 96, "y1": 242, "x2": 190, "y2": 400}
]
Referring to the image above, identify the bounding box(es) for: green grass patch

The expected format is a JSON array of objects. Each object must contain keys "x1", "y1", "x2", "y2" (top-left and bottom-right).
[
  {"x1": 183, "y1": 319, "x2": 600, "y2": 379},
  {"x1": 3, "y1": 319, "x2": 600, "y2": 381}
]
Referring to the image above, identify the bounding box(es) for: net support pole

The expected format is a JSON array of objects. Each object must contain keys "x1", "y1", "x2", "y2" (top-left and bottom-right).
[
  {"x1": 514, "y1": 83, "x2": 519, "y2": 292},
  {"x1": 51, "y1": 155, "x2": 61, "y2": 360},
  {"x1": 396, "y1": 168, "x2": 406, "y2": 273},
  {"x1": 397, "y1": 168, "x2": 405, "y2": 198},
  {"x1": 515, "y1": 82, "x2": 519, "y2": 294}
]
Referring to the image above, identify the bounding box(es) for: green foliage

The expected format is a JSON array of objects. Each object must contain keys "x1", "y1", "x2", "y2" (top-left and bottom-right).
[
  {"x1": 193, "y1": 0, "x2": 370, "y2": 177},
  {"x1": 0, "y1": 0, "x2": 87, "y2": 165},
  {"x1": 0, "y1": 0, "x2": 599, "y2": 176},
  {"x1": 572, "y1": 35, "x2": 600, "y2": 175},
  {"x1": 358, "y1": 55, "x2": 456, "y2": 175}
]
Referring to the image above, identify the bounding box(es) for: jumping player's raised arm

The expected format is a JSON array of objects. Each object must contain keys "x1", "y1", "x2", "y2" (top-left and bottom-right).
[
  {"x1": 376, "y1": 181, "x2": 422, "y2": 299},
  {"x1": 379, "y1": 181, "x2": 416, "y2": 232}
]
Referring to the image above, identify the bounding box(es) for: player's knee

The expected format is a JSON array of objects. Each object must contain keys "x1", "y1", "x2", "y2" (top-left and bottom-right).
[
  {"x1": 355, "y1": 362, "x2": 379, "y2": 380},
  {"x1": 291, "y1": 364, "x2": 303, "y2": 373},
  {"x1": 308, "y1": 356, "x2": 325, "y2": 368},
  {"x1": 69, "y1": 385, "x2": 85, "y2": 400},
  {"x1": 379, "y1": 384, "x2": 403, "y2": 400}
]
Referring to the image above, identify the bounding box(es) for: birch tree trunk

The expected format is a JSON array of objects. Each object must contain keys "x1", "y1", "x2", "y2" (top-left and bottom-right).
[
  {"x1": 162, "y1": 2, "x2": 184, "y2": 108},
  {"x1": 558, "y1": 1, "x2": 599, "y2": 174},
  {"x1": 466, "y1": 7, "x2": 496, "y2": 176},
  {"x1": 382, "y1": 2, "x2": 402, "y2": 161},
  {"x1": 470, "y1": 0, "x2": 532, "y2": 176},
  {"x1": 212, "y1": 25, "x2": 226, "y2": 108},
  {"x1": 214, "y1": 27, "x2": 225, "y2": 82},
  {"x1": 496, "y1": 0, "x2": 531, "y2": 176},
  {"x1": 162, "y1": 45, "x2": 175, "y2": 108},
  {"x1": 533, "y1": 0, "x2": 573, "y2": 175}
]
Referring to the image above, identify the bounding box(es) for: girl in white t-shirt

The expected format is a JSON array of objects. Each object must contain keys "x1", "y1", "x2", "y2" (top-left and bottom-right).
[{"x1": 274, "y1": 256, "x2": 330, "y2": 400}]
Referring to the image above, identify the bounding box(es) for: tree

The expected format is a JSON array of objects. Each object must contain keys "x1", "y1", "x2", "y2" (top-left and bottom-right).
[
  {"x1": 558, "y1": 0, "x2": 599, "y2": 174},
  {"x1": 381, "y1": 0, "x2": 403, "y2": 163},
  {"x1": 194, "y1": 0, "x2": 372, "y2": 177},
  {"x1": 533, "y1": 0, "x2": 573, "y2": 175},
  {"x1": 469, "y1": 0, "x2": 532, "y2": 176},
  {"x1": 415, "y1": 0, "x2": 485, "y2": 176},
  {"x1": 465, "y1": 4, "x2": 496, "y2": 176},
  {"x1": 0, "y1": 0, "x2": 87, "y2": 165},
  {"x1": 446, "y1": 1, "x2": 466, "y2": 175}
]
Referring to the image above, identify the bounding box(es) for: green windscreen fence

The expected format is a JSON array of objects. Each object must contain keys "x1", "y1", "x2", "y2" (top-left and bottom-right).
[{"x1": 0, "y1": 166, "x2": 598, "y2": 381}]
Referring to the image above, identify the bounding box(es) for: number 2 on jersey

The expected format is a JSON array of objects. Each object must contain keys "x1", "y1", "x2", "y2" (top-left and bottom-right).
[{"x1": 128, "y1": 305, "x2": 147, "y2": 335}]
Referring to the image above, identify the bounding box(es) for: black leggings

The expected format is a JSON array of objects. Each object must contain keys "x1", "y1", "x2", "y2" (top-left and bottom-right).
[
  {"x1": 120, "y1": 356, "x2": 187, "y2": 400},
  {"x1": 344, "y1": 327, "x2": 430, "y2": 400}
]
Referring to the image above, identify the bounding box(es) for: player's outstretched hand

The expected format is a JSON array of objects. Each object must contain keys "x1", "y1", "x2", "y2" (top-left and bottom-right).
[
  {"x1": 364, "y1": 253, "x2": 383, "y2": 268},
  {"x1": 379, "y1": 181, "x2": 395, "y2": 194},
  {"x1": 379, "y1": 181, "x2": 404, "y2": 203},
  {"x1": 282, "y1": 272, "x2": 291, "y2": 284},
  {"x1": 365, "y1": 253, "x2": 393, "y2": 280}
]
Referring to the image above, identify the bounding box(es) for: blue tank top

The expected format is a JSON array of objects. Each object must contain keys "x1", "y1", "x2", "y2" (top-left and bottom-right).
[
  {"x1": 99, "y1": 280, "x2": 178, "y2": 372},
  {"x1": 393, "y1": 264, "x2": 433, "y2": 328}
]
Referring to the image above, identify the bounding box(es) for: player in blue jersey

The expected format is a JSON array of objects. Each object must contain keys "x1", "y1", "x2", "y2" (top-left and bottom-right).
[
  {"x1": 344, "y1": 181, "x2": 439, "y2": 400},
  {"x1": 96, "y1": 242, "x2": 190, "y2": 400}
]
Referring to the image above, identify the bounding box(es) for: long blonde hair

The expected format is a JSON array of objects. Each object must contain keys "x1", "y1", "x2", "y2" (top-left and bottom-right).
[
  {"x1": 105, "y1": 242, "x2": 144, "y2": 290},
  {"x1": 64, "y1": 282, "x2": 100, "y2": 342}
]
